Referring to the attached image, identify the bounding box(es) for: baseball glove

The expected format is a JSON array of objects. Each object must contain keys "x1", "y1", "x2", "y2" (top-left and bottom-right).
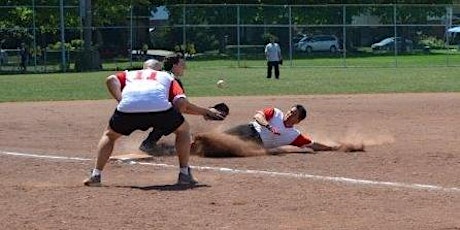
[
  {"x1": 212, "y1": 103, "x2": 229, "y2": 117},
  {"x1": 206, "y1": 102, "x2": 230, "y2": 121}
]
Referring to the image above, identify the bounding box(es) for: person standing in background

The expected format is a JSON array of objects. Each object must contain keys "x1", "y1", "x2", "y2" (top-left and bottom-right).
[
  {"x1": 19, "y1": 43, "x2": 28, "y2": 72},
  {"x1": 264, "y1": 36, "x2": 282, "y2": 79}
]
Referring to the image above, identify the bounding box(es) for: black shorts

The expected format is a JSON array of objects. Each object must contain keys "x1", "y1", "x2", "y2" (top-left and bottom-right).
[
  {"x1": 224, "y1": 123, "x2": 263, "y2": 145},
  {"x1": 109, "y1": 107, "x2": 184, "y2": 136}
]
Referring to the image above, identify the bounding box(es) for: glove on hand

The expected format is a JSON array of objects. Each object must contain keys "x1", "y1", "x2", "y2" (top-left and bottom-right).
[{"x1": 204, "y1": 103, "x2": 229, "y2": 121}]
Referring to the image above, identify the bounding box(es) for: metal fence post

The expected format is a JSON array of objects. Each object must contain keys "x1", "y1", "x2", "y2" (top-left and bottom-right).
[
  {"x1": 288, "y1": 5, "x2": 292, "y2": 66},
  {"x1": 393, "y1": 4, "x2": 398, "y2": 68},
  {"x1": 342, "y1": 4, "x2": 347, "y2": 68},
  {"x1": 60, "y1": 0, "x2": 66, "y2": 72},
  {"x1": 32, "y1": 0, "x2": 37, "y2": 72},
  {"x1": 237, "y1": 4, "x2": 240, "y2": 67}
]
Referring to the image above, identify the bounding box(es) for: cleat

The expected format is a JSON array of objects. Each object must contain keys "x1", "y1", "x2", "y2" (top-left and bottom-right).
[
  {"x1": 177, "y1": 167, "x2": 198, "y2": 185},
  {"x1": 139, "y1": 141, "x2": 161, "y2": 156},
  {"x1": 83, "y1": 174, "x2": 101, "y2": 187}
]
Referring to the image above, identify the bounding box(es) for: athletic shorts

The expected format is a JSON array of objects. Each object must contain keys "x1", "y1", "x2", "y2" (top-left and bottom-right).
[
  {"x1": 224, "y1": 123, "x2": 263, "y2": 145},
  {"x1": 109, "y1": 107, "x2": 184, "y2": 136}
]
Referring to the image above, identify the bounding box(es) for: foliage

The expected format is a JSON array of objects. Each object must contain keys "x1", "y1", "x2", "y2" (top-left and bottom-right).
[
  {"x1": 46, "y1": 39, "x2": 83, "y2": 51},
  {"x1": 418, "y1": 35, "x2": 445, "y2": 49},
  {"x1": 0, "y1": 1, "x2": 455, "y2": 56}
]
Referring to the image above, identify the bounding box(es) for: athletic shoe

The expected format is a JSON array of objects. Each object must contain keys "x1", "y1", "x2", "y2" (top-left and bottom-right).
[
  {"x1": 177, "y1": 168, "x2": 198, "y2": 185},
  {"x1": 139, "y1": 139, "x2": 161, "y2": 156},
  {"x1": 83, "y1": 174, "x2": 101, "y2": 187}
]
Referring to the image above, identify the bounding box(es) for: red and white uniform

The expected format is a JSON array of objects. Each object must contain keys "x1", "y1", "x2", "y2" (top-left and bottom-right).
[
  {"x1": 115, "y1": 69, "x2": 185, "y2": 113},
  {"x1": 251, "y1": 107, "x2": 312, "y2": 148}
]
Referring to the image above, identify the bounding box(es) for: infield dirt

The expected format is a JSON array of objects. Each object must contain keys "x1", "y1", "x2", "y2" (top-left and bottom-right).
[{"x1": 0, "y1": 93, "x2": 459, "y2": 229}]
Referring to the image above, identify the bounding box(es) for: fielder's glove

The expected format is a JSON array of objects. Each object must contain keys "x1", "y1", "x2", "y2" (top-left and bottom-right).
[{"x1": 204, "y1": 102, "x2": 230, "y2": 121}]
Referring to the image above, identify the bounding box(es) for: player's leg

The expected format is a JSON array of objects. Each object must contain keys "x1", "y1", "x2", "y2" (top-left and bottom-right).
[
  {"x1": 274, "y1": 62, "x2": 280, "y2": 79},
  {"x1": 173, "y1": 120, "x2": 197, "y2": 185},
  {"x1": 139, "y1": 128, "x2": 164, "y2": 155},
  {"x1": 266, "y1": 61, "x2": 272, "y2": 78},
  {"x1": 94, "y1": 128, "x2": 123, "y2": 170},
  {"x1": 174, "y1": 121, "x2": 191, "y2": 168},
  {"x1": 83, "y1": 127, "x2": 122, "y2": 186},
  {"x1": 152, "y1": 108, "x2": 197, "y2": 185},
  {"x1": 224, "y1": 124, "x2": 263, "y2": 145},
  {"x1": 84, "y1": 110, "x2": 137, "y2": 186}
]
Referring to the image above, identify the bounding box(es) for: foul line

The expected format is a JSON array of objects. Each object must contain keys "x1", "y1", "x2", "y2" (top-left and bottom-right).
[{"x1": 1, "y1": 150, "x2": 459, "y2": 193}]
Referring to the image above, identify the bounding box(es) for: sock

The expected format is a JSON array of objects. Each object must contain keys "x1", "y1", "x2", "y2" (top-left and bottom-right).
[
  {"x1": 92, "y1": 169, "x2": 102, "y2": 177},
  {"x1": 180, "y1": 166, "x2": 189, "y2": 175}
]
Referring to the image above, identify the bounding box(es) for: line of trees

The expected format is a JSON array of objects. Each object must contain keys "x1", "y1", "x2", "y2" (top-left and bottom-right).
[{"x1": 0, "y1": 0, "x2": 454, "y2": 70}]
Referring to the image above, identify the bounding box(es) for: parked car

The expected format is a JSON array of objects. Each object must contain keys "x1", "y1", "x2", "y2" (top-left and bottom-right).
[
  {"x1": 371, "y1": 37, "x2": 413, "y2": 52},
  {"x1": 292, "y1": 34, "x2": 307, "y2": 45},
  {"x1": 294, "y1": 35, "x2": 341, "y2": 53}
]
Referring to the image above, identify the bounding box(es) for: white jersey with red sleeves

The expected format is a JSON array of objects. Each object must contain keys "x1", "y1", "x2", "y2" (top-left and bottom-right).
[
  {"x1": 115, "y1": 69, "x2": 186, "y2": 113},
  {"x1": 251, "y1": 107, "x2": 312, "y2": 148}
]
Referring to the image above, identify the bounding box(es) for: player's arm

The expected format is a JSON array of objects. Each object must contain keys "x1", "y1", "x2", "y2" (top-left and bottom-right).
[
  {"x1": 254, "y1": 111, "x2": 270, "y2": 128},
  {"x1": 175, "y1": 98, "x2": 208, "y2": 115},
  {"x1": 254, "y1": 108, "x2": 279, "y2": 134},
  {"x1": 266, "y1": 145, "x2": 315, "y2": 155},
  {"x1": 308, "y1": 142, "x2": 338, "y2": 151},
  {"x1": 277, "y1": 44, "x2": 282, "y2": 60},
  {"x1": 174, "y1": 98, "x2": 223, "y2": 119},
  {"x1": 170, "y1": 80, "x2": 223, "y2": 119},
  {"x1": 292, "y1": 133, "x2": 338, "y2": 152},
  {"x1": 106, "y1": 74, "x2": 122, "y2": 102}
]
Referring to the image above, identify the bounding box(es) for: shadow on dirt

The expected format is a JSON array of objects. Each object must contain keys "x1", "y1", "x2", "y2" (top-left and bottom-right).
[{"x1": 115, "y1": 183, "x2": 210, "y2": 191}]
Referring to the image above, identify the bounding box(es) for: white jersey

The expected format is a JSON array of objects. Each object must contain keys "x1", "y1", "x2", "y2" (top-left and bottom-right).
[
  {"x1": 116, "y1": 69, "x2": 182, "y2": 113},
  {"x1": 265, "y1": 42, "x2": 281, "y2": 62},
  {"x1": 251, "y1": 108, "x2": 302, "y2": 148}
]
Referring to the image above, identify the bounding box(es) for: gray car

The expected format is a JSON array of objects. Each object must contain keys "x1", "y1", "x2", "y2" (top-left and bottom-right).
[
  {"x1": 371, "y1": 37, "x2": 413, "y2": 53},
  {"x1": 295, "y1": 35, "x2": 340, "y2": 53}
]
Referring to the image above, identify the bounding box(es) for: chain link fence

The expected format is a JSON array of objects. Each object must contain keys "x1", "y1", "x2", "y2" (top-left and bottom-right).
[{"x1": 1, "y1": 3, "x2": 459, "y2": 73}]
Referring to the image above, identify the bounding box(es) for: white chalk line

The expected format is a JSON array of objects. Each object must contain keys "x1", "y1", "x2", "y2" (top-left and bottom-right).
[{"x1": 1, "y1": 150, "x2": 459, "y2": 193}]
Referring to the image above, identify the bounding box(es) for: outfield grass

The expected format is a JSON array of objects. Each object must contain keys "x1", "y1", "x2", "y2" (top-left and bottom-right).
[{"x1": 0, "y1": 60, "x2": 459, "y2": 102}]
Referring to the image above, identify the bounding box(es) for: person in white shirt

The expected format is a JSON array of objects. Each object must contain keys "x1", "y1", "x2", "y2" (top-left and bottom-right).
[
  {"x1": 83, "y1": 59, "x2": 225, "y2": 186},
  {"x1": 264, "y1": 36, "x2": 282, "y2": 79},
  {"x1": 191, "y1": 105, "x2": 364, "y2": 157}
]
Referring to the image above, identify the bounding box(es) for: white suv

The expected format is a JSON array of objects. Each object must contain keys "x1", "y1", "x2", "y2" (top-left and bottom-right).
[{"x1": 295, "y1": 35, "x2": 340, "y2": 53}]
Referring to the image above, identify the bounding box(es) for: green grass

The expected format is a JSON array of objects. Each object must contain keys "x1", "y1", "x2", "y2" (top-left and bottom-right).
[{"x1": 1, "y1": 59, "x2": 459, "y2": 102}]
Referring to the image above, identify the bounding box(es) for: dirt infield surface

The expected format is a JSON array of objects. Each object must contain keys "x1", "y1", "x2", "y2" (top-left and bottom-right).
[{"x1": 1, "y1": 93, "x2": 459, "y2": 230}]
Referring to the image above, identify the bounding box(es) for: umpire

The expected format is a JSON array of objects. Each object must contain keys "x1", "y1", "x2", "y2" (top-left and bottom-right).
[{"x1": 265, "y1": 36, "x2": 282, "y2": 79}]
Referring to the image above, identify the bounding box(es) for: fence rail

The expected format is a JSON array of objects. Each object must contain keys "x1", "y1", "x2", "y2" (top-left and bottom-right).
[{"x1": 1, "y1": 3, "x2": 460, "y2": 73}]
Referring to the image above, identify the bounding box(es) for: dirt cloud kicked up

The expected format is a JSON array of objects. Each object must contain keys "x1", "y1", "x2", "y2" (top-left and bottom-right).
[{"x1": 191, "y1": 131, "x2": 268, "y2": 158}]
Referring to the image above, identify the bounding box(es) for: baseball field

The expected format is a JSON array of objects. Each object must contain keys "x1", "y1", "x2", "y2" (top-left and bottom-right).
[{"x1": 0, "y1": 64, "x2": 459, "y2": 229}]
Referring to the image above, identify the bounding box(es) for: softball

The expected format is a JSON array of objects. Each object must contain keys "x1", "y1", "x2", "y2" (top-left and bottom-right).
[{"x1": 216, "y1": 79, "x2": 225, "y2": 88}]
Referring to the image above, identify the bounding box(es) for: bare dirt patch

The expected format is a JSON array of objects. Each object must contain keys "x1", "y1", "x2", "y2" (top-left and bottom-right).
[{"x1": 1, "y1": 93, "x2": 459, "y2": 229}]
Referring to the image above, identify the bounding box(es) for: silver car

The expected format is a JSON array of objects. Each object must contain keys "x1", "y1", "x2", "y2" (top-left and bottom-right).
[
  {"x1": 371, "y1": 37, "x2": 413, "y2": 53},
  {"x1": 295, "y1": 35, "x2": 340, "y2": 53}
]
